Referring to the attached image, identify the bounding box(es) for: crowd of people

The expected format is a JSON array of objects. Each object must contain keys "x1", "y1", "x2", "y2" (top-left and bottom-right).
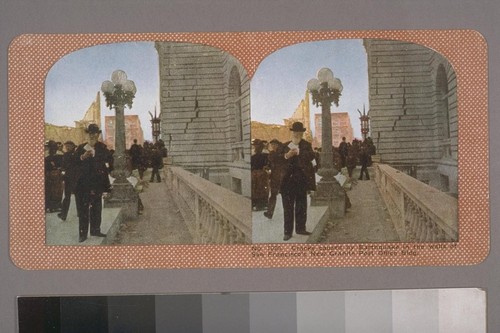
[
  {"x1": 334, "y1": 136, "x2": 376, "y2": 180},
  {"x1": 44, "y1": 124, "x2": 167, "y2": 242},
  {"x1": 128, "y1": 138, "x2": 167, "y2": 182},
  {"x1": 251, "y1": 123, "x2": 376, "y2": 241}
]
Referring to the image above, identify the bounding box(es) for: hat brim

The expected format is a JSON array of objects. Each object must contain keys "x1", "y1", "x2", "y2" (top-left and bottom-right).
[{"x1": 290, "y1": 128, "x2": 306, "y2": 132}]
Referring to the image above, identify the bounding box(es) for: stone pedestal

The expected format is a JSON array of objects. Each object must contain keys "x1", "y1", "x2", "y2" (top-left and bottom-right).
[
  {"x1": 311, "y1": 179, "x2": 346, "y2": 218},
  {"x1": 105, "y1": 182, "x2": 139, "y2": 219}
]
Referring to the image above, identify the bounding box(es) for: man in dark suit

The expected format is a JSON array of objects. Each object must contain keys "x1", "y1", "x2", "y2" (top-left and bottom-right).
[
  {"x1": 74, "y1": 124, "x2": 112, "y2": 243},
  {"x1": 58, "y1": 141, "x2": 79, "y2": 221},
  {"x1": 264, "y1": 139, "x2": 286, "y2": 219},
  {"x1": 251, "y1": 139, "x2": 269, "y2": 211},
  {"x1": 280, "y1": 122, "x2": 316, "y2": 241},
  {"x1": 339, "y1": 136, "x2": 348, "y2": 168}
]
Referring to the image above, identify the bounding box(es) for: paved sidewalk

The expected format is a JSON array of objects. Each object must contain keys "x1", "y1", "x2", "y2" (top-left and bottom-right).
[
  {"x1": 252, "y1": 195, "x2": 328, "y2": 243},
  {"x1": 112, "y1": 179, "x2": 193, "y2": 245},
  {"x1": 45, "y1": 196, "x2": 120, "y2": 245},
  {"x1": 253, "y1": 166, "x2": 400, "y2": 244},
  {"x1": 45, "y1": 167, "x2": 398, "y2": 246},
  {"x1": 320, "y1": 177, "x2": 400, "y2": 243}
]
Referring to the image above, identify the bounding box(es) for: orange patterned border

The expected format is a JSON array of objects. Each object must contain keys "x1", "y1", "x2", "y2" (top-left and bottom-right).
[{"x1": 8, "y1": 30, "x2": 488, "y2": 270}]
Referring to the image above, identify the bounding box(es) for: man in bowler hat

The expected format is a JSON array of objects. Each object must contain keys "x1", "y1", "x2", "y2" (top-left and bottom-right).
[
  {"x1": 74, "y1": 124, "x2": 112, "y2": 242},
  {"x1": 280, "y1": 122, "x2": 316, "y2": 241}
]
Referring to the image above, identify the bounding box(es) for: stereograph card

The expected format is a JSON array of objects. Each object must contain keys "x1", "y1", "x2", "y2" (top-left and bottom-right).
[{"x1": 8, "y1": 30, "x2": 489, "y2": 269}]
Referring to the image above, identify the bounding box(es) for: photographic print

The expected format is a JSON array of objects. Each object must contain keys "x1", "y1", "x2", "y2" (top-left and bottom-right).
[
  {"x1": 43, "y1": 41, "x2": 251, "y2": 246},
  {"x1": 251, "y1": 39, "x2": 458, "y2": 244},
  {"x1": 8, "y1": 30, "x2": 488, "y2": 269}
]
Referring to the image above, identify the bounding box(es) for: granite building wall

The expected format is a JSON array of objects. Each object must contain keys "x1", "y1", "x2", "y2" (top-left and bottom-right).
[
  {"x1": 155, "y1": 42, "x2": 251, "y2": 196},
  {"x1": 364, "y1": 39, "x2": 458, "y2": 194}
]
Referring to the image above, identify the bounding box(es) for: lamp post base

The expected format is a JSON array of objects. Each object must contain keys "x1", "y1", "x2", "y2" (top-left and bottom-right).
[
  {"x1": 310, "y1": 177, "x2": 346, "y2": 218},
  {"x1": 105, "y1": 181, "x2": 139, "y2": 220}
]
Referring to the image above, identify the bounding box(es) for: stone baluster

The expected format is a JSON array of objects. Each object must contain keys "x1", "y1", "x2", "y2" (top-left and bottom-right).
[
  {"x1": 203, "y1": 203, "x2": 212, "y2": 244},
  {"x1": 221, "y1": 218, "x2": 230, "y2": 244},
  {"x1": 406, "y1": 200, "x2": 417, "y2": 241},
  {"x1": 235, "y1": 229, "x2": 245, "y2": 243},
  {"x1": 214, "y1": 212, "x2": 224, "y2": 244},
  {"x1": 428, "y1": 220, "x2": 437, "y2": 242},
  {"x1": 416, "y1": 209, "x2": 426, "y2": 242},
  {"x1": 207, "y1": 206, "x2": 217, "y2": 243},
  {"x1": 210, "y1": 209, "x2": 220, "y2": 243},
  {"x1": 423, "y1": 215, "x2": 432, "y2": 242},
  {"x1": 419, "y1": 213, "x2": 428, "y2": 242},
  {"x1": 228, "y1": 225, "x2": 237, "y2": 244},
  {"x1": 199, "y1": 200, "x2": 209, "y2": 243},
  {"x1": 434, "y1": 224, "x2": 444, "y2": 242},
  {"x1": 375, "y1": 164, "x2": 457, "y2": 243},
  {"x1": 165, "y1": 166, "x2": 252, "y2": 244}
]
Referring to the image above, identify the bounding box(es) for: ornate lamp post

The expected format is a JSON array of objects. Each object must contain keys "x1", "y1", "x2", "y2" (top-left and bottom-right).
[
  {"x1": 149, "y1": 107, "x2": 161, "y2": 143},
  {"x1": 101, "y1": 70, "x2": 138, "y2": 219},
  {"x1": 358, "y1": 105, "x2": 370, "y2": 141},
  {"x1": 307, "y1": 68, "x2": 346, "y2": 217}
]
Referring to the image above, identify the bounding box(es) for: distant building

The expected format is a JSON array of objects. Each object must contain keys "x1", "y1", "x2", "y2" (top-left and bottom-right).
[
  {"x1": 74, "y1": 91, "x2": 102, "y2": 131},
  {"x1": 104, "y1": 115, "x2": 144, "y2": 150},
  {"x1": 314, "y1": 112, "x2": 354, "y2": 148},
  {"x1": 284, "y1": 90, "x2": 313, "y2": 142},
  {"x1": 251, "y1": 121, "x2": 291, "y2": 144},
  {"x1": 45, "y1": 92, "x2": 101, "y2": 145},
  {"x1": 251, "y1": 90, "x2": 313, "y2": 144}
]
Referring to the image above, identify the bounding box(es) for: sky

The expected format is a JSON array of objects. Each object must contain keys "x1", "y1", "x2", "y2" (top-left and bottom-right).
[
  {"x1": 45, "y1": 39, "x2": 369, "y2": 141},
  {"x1": 45, "y1": 41, "x2": 160, "y2": 141},
  {"x1": 251, "y1": 39, "x2": 369, "y2": 138}
]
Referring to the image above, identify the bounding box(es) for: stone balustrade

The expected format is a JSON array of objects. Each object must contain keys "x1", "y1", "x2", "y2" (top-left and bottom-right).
[
  {"x1": 164, "y1": 166, "x2": 252, "y2": 244},
  {"x1": 374, "y1": 164, "x2": 458, "y2": 242}
]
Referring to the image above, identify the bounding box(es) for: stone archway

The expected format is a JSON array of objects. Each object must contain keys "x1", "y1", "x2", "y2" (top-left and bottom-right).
[
  {"x1": 435, "y1": 63, "x2": 451, "y2": 158},
  {"x1": 229, "y1": 66, "x2": 243, "y2": 143}
]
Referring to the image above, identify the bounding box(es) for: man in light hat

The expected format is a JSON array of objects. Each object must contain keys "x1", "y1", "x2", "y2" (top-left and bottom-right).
[
  {"x1": 280, "y1": 122, "x2": 316, "y2": 241},
  {"x1": 74, "y1": 124, "x2": 112, "y2": 243}
]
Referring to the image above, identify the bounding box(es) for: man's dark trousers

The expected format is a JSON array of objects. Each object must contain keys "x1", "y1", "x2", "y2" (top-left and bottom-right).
[
  {"x1": 76, "y1": 192, "x2": 103, "y2": 237},
  {"x1": 281, "y1": 186, "x2": 307, "y2": 236}
]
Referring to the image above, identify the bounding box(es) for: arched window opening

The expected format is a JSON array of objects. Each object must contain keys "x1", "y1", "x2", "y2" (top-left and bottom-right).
[
  {"x1": 436, "y1": 64, "x2": 451, "y2": 157},
  {"x1": 229, "y1": 66, "x2": 243, "y2": 143}
]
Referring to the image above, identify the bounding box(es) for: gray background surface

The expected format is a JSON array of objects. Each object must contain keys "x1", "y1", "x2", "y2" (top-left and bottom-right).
[{"x1": 1, "y1": 0, "x2": 498, "y2": 331}]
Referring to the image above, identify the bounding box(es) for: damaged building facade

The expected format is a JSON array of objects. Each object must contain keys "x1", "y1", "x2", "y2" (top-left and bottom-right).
[
  {"x1": 155, "y1": 42, "x2": 251, "y2": 197},
  {"x1": 364, "y1": 39, "x2": 458, "y2": 196}
]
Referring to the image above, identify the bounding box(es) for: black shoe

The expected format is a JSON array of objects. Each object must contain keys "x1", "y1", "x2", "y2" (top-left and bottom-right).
[
  {"x1": 283, "y1": 234, "x2": 292, "y2": 241},
  {"x1": 91, "y1": 232, "x2": 107, "y2": 237},
  {"x1": 263, "y1": 212, "x2": 272, "y2": 219},
  {"x1": 57, "y1": 213, "x2": 66, "y2": 221},
  {"x1": 79, "y1": 236, "x2": 87, "y2": 243},
  {"x1": 296, "y1": 230, "x2": 312, "y2": 236}
]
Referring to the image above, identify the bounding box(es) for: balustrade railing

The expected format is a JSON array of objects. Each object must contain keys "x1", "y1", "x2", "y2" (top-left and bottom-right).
[
  {"x1": 165, "y1": 166, "x2": 251, "y2": 244},
  {"x1": 375, "y1": 164, "x2": 458, "y2": 242}
]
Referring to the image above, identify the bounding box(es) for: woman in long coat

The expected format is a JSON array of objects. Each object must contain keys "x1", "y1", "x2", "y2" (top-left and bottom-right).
[
  {"x1": 251, "y1": 139, "x2": 269, "y2": 211},
  {"x1": 44, "y1": 140, "x2": 63, "y2": 212}
]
